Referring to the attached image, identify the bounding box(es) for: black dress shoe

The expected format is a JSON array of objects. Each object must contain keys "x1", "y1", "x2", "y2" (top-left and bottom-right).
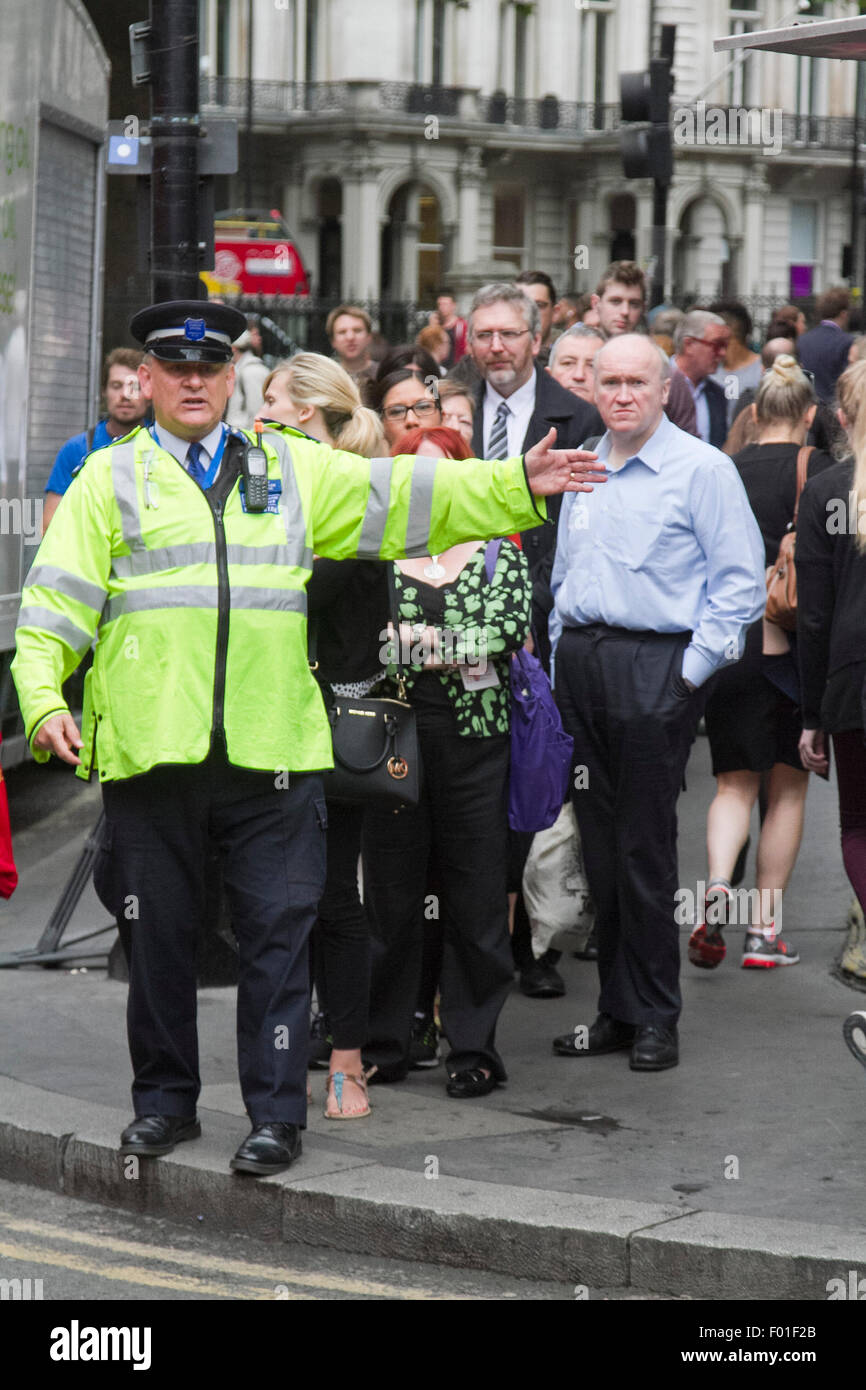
[
  {"x1": 630, "y1": 1025, "x2": 679, "y2": 1072},
  {"x1": 230, "y1": 1122, "x2": 302, "y2": 1176},
  {"x1": 552, "y1": 1012, "x2": 635, "y2": 1056},
  {"x1": 519, "y1": 958, "x2": 566, "y2": 998},
  {"x1": 446, "y1": 1068, "x2": 499, "y2": 1099},
  {"x1": 119, "y1": 1114, "x2": 201, "y2": 1156}
]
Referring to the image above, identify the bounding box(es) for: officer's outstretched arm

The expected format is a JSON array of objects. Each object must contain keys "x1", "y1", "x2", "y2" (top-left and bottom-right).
[
  {"x1": 12, "y1": 465, "x2": 113, "y2": 762},
  {"x1": 308, "y1": 445, "x2": 549, "y2": 561}
]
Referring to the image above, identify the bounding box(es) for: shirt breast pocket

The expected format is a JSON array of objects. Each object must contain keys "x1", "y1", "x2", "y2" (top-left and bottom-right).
[{"x1": 606, "y1": 505, "x2": 673, "y2": 573}]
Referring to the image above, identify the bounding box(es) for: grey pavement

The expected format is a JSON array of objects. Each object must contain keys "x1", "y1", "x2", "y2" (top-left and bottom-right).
[{"x1": 1, "y1": 735, "x2": 865, "y2": 1299}]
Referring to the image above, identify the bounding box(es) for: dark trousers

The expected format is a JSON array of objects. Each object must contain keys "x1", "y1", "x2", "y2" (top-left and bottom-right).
[
  {"x1": 362, "y1": 724, "x2": 513, "y2": 1079},
  {"x1": 555, "y1": 625, "x2": 705, "y2": 1028},
  {"x1": 314, "y1": 799, "x2": 371, "y2": 1049},
  {"x1": 94, "y1": 750, "x2": 327, "y2": 1127},
  {"x1": 833, "y1": 730, "x2": 866, "y2": 914}
]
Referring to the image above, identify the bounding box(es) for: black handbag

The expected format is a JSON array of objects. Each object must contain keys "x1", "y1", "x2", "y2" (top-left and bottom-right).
[{"x1": 311, "y1": 567, "x2": 420, "y2": 809}]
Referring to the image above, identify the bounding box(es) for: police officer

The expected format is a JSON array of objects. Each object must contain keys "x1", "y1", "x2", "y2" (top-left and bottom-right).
[{"x1": 12, "y1": 300, "x2": 606, "y2": 1176}]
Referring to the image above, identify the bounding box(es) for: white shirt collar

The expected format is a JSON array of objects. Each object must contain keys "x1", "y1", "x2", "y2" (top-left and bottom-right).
[
  {"x1": 484, "y1": 371, "x2": 537, "y2": 416},
  {"x1": 153, "y1": 420, "x2": 225, "y2": 466}
]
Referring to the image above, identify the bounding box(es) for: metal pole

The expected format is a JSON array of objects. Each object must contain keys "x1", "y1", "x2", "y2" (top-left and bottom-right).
[
  {"x1": 651, "y1": 180, "x2": 668, "y2": 310},
  {"x1": 245, "y1": 0, "x2": 254, "y2": 210},
  {"x1": 149, "y1": 0, "x2": 203, "y2": 302}
]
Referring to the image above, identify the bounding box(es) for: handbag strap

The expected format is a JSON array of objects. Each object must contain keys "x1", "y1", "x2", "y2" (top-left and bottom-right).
[
  {"x1": 792, "y1": 445, "x2": 814, "y2": 528},
  {"x1": 484, "y1": 538, "x2": 502, "y2": 584}
]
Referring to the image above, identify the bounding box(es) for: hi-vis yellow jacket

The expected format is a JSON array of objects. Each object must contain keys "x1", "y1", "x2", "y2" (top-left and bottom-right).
[{"x1": 12, "y1": 424, "x2": 546, "y2": 782}]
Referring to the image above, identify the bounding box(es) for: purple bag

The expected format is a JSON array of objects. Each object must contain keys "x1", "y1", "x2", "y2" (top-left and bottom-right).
[{"x1": 484, "y1": 542, "x2": 574, "y2": 833}]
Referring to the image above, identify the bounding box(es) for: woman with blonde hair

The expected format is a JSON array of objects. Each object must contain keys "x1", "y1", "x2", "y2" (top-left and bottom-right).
[
  {"x1": 262, "y1": 352, "x2": 388, "y2": 1120},
  {"x1": 691, "y1": 355, "x2": 835, "y2": 972},
  {"x1": 799, "y1": 359, "x2": 866, "y2": 933},
  {"x1": 262, "y1": 352, "x2": 384, "y2": 456}
]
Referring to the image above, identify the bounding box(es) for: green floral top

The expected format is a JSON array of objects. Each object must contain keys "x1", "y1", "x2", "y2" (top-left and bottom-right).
[{"x1": 384, "y1": 540, "x2": 531, "y2": 737}]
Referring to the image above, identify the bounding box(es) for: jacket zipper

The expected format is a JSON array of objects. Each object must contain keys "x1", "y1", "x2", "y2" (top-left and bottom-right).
[{"x1": 209, "y1": 495, "x2": 230, "y2": 740}]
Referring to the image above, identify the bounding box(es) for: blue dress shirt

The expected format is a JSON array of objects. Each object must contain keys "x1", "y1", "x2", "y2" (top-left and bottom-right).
[{"x1": 550, "y1": 413, "x2": 766, "y2": 688}]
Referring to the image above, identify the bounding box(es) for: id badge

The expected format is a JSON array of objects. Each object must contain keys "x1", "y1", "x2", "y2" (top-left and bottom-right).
[
  {"x1": 240, "y1": 478, "x2": 282, "y2": 513},
  {"x1": 459, "y1": 663, "x2": 500, "y2": 692}
]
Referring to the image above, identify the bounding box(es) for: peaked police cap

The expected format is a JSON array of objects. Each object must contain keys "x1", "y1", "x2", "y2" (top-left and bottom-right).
[{"x1": 130, "y1": 300, "x2": 248, "y2": 363}]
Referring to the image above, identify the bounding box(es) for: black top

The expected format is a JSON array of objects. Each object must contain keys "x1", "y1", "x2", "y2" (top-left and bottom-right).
[
  {"x1": 731, "y1": 442, "x2": 835, "y2": 568},
  {"x1": 726, "y1": 442, "x2": 835, "y2": 681},
  {"x1": 306, "y1": 559, "x2": 389, "y2": 683},
  {"x1": 796, "y1": 322, "x2": 855, "y2": 404},
  {"x1": 797, "y1": 458, "x2": 866, "y2": 730}
]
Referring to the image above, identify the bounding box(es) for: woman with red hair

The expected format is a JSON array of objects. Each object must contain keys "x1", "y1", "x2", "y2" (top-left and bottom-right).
[{"x1": 362, "y1": 426, "x2": 532, "y2": 1098}]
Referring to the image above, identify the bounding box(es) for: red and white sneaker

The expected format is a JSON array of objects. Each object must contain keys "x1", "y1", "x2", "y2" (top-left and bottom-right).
[
  {"x1": 741, "y1": 926, "x2": 800, "y2": 968},
  {"x1": 687, "y1": 880, "x2": 730, "y2": 969}
]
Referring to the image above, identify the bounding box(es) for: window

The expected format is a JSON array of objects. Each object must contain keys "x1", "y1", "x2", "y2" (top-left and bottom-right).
[
  {"x1": 727, "y1": 4, "x2": 761, "y2": 108},
  {"x1": 305, "y1": 0, "x2": 318, "y2": 85},
  {"x1": 577, "y1": 2, "x2": 614, "y2": 120},
  {"x1": 415, "y1": 0, "x2": 450, "y2": 86},
  {"x1": 493, "y1": 187, "x2": 525, "y2": 271},
  {"x1": 418, "y1": 194, "x2": 443, "y2": 303},
  {"x1": 216, "y1": 0, "x2": 231, "y2": 78},
  {"x1": 790, "y1": 201, "x2": 818, "y2": 299},
  {"x1": 514, "y1": 5, "x2": 529, "y2": 101}
]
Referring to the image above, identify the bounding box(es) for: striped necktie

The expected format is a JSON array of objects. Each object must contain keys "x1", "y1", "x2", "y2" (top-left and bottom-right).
[
  {"x1": 186, "y1": 442, "x2": 207, "y2": 486},
  {"x1": 487, "y1": 400, "x2": 510, "y2": 459}
]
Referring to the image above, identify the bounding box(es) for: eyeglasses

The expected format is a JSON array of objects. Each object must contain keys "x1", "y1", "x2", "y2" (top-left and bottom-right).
[
  {"x1": 471, "y1": 329, "x2": 530, "y2": 345},
  {"x1": 382, "y1": 399, "x2": 441, "y2": 422}
]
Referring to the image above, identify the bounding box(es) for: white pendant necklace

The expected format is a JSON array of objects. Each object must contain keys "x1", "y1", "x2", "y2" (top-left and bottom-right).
[{"x1": 424, "y1": 554, "x2": 446, "y2": 579}]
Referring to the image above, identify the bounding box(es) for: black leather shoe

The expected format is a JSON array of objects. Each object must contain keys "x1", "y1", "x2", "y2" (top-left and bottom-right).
[
  {"x1": 630, "y1": 1025, "x2": 679, "y2": 1072},
  {"x1": 553, "y1": 1012, "x2": 635, "y2": 1056},
  {"x1": 119, "y1": 1114, "x2": 201, "y2": 1156},
  {"x1": 230, "y1": 1122, "x2": 302, "y2": 1175},
  {"x1": 446, "y1": 1068, "x2": 499, "y2": 1099},
  {"x1": 519, "y1": 958, "x2": 566, "y2": 998}
]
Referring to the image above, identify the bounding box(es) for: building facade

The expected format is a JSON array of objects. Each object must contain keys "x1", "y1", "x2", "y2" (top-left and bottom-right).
[{"x1": 199, "y1": 0, "x2": 864, "y2": 315}]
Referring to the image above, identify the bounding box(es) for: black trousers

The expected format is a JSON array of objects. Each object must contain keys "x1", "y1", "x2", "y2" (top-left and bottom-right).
[
  {"x1": 362, "y1": 723, "x2": 513, "y2": 1080},
  {"x1": 94, "y1": 749, "x2": 327, "y2": 1127},
  {"x1": 313, "y1": 798, "x2": 371, "y2": 1050},
  {"x1": 555, "y1": 625, "x2": 706, "y2": 1028}
]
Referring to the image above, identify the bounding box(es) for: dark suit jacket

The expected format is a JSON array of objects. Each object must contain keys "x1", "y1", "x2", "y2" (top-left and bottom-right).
[
  {"x1": 796, "y1": 322, "x2": 855, "y2": 404},
  {"x1": 472, "y1": 366, "x2": 602, "y2": 670},
  {"x1": 704, "y1": 377, "x2": 728, "y2": 450}
]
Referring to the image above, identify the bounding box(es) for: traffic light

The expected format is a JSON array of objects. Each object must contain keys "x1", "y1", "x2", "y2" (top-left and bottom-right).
[{"x1": 619, "y1": 28, "x2": 676, "y2": 183}]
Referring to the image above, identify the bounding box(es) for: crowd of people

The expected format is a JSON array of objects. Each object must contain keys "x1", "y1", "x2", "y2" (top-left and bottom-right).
[{"x1": 25, "y1": 265, "x2": 866, "y2": 1168}]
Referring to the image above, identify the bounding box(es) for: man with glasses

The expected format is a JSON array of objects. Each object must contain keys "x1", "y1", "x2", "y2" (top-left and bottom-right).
[
  {"x1": 550, "y1": 334, "x2": 764, "y2": 1071},
  {"x1": 670, "y1": 310, "x2": 730, "y2": 448},
  {"x1": 469, "y1": 282, "x2": 603, "y2": 999}
]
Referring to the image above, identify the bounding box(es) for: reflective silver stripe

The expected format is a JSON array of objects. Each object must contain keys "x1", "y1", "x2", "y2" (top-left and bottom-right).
[
  {"x1": 16, "y1": 605, "x2": 93, "y2": 652},
  {"x1": 25, "y1": 565, "x2": 108, "y2": 612},
  {"x1": 105, "y1": 585, "x2": 305, "y2": 622},
  {"x1": 230, "y1": 587, "x2": 306, "y2": 614},
  {"x1": 357, "y1": 457, "x2": 394, "y2": 557},
  {"x1": 112, "y1": 543, "x2": 216, "y2": 578},
  {"x1": 263, "y1": 430, "x2": 310, "y2": 569},
  {"x1": 226, "y1": 543, "x2": 305, "y2": 568},
  {"x1": 106, "y1": 586, "x2": 218, "y2": 621},
  {"x1": 404, "y1": 455, "x2": 438, "y2": 556},
  {"x1": 110, "y1": 441, "x2": 147, "y2": 551}
]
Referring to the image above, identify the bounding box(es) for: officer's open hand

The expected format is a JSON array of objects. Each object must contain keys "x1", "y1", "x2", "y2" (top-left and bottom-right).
[
  {"x1": 524, "y1": 428, "x2": 608, "y2": 496},
  {"x1": 33, "y1": 713, "x2": 83, "y2": 767}
]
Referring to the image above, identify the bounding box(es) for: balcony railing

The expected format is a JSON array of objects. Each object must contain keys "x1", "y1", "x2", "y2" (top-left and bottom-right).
[{"x1": 199, "y1": 79, "x2": 862, "y2": 149}]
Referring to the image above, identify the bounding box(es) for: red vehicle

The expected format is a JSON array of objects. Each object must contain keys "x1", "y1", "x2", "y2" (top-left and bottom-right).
[{"x1": 201, "y1": 208, "x2": 310, "y2": 297}]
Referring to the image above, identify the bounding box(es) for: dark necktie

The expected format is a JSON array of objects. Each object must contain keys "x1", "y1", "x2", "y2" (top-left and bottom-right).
[
  {"x1": 487, "y1": 401, "x2": 510, "y2": 459},
  {"x1": 186, "y1": 442, "x2": 207, "y2": 486}
]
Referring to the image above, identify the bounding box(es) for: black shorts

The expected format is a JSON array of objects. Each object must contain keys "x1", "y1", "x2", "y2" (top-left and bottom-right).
[{"x1": 705, "y1": 664, "x2": 803, "y2": 775}]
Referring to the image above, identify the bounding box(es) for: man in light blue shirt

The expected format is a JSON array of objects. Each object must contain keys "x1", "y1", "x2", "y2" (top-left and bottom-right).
[{"x1": 551, "y1": 334, "x2": 765, "y2": 1072}]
